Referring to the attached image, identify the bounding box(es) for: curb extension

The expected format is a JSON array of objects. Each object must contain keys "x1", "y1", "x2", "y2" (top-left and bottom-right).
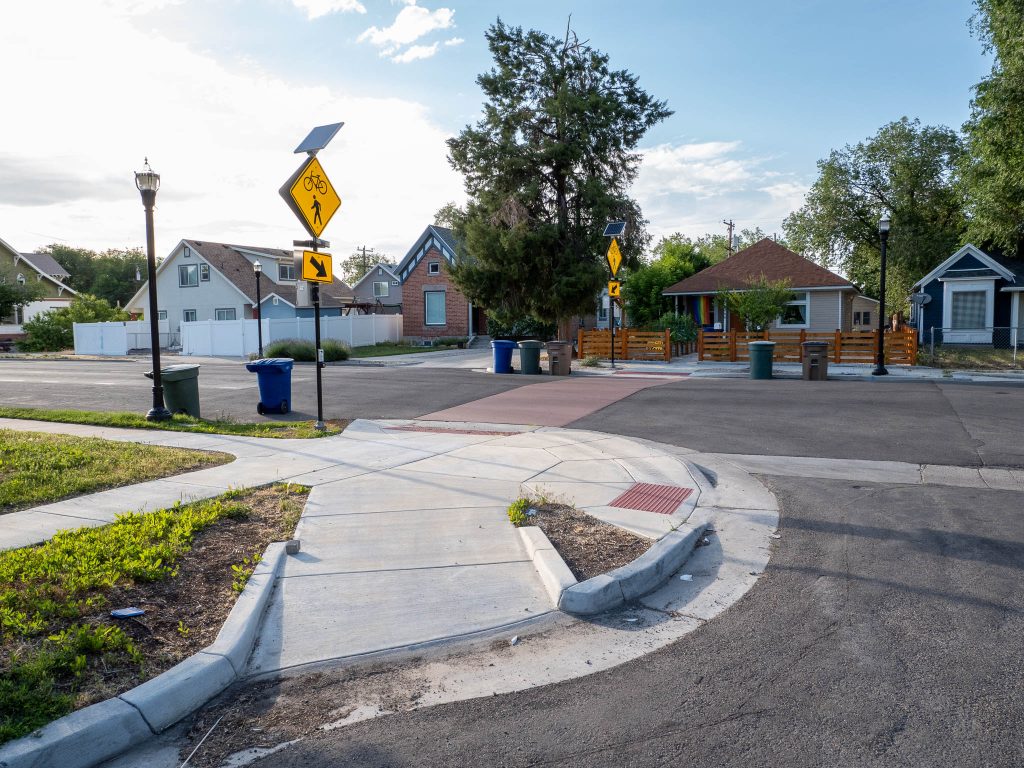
[
  {"x1": 519, "y1": 518, "x2": 709, "y2": 615},
  {"x1": 0, "y1": 543, "x2": 289, "y2": 768}
]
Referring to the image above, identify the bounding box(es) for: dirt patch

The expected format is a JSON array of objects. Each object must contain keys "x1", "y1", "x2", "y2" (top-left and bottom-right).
[
  {"x1": 70, "y1": 485, "x2": 307, "y2": 710},
  {"x1": 525, "y1": 503, "x2": 652, "y2": 581}
]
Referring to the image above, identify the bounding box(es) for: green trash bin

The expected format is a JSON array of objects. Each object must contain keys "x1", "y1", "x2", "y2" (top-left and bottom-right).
[
  {"x1": 748, "y1": 341, "x2": 775, "y2": 380},
  {"x1": 517, "y1": 340, "x2": 544, "y2": 375},
  {"x1": 145, "y1": 364, "x2": 201, "y2": 417}
]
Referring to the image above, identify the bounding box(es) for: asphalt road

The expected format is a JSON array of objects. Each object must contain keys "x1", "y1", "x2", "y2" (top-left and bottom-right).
[
  {"x1": 572, "y1": 377, "x2": 1024, "y2": 468},
  {"x1": 259, "y1": 478, "x2": 1024, "y2": 768},
  {"x1": 0, "y1": 358, "x2": 535, "y2": 421}
]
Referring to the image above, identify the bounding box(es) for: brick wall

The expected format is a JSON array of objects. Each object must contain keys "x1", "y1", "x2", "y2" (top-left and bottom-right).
[{"x1": 402, "y1": 247, "x2": 470, "y2": 340}]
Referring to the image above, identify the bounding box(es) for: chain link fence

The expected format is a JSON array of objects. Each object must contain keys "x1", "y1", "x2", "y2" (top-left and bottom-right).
[{"x1": 923, "y1": 327, "x2": 1021, "y2": 369}]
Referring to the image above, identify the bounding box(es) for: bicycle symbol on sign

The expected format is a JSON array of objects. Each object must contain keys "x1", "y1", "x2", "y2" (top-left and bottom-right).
[{"x1": 303, "y1": 172, "x2": 328, "y2": 195}]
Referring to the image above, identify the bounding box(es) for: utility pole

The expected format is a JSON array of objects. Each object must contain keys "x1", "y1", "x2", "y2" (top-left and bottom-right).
[
  {"x1": 723, "y1": 219, "x2": 735, "y2": 257},
  {"x1": 360, "y1": 245, "x2": 368, "y2": 278}
]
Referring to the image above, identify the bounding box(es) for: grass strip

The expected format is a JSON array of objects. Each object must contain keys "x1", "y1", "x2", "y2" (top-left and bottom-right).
[
  {"x1": 0, "y1": 430, "x2": 231, "y2": 512},
  {"x1": 0, "y1": 484, "x2": 308, "y2": 744},
  {"x1": 347, "y1": 341, "x2": 460, "y2": 358},
  {"x1": 0, "y1": 407, "x2": 346, "y2": 439}
]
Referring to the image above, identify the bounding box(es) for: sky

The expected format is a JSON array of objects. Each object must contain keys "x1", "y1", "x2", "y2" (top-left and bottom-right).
[{"x1": 0, "y1": 0, "x2": 992, "y2": 264}]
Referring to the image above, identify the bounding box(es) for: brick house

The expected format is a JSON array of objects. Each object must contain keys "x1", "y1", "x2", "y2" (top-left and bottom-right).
[{"x1": 394, "y1": 225, "x2": 486, "y2": 342}]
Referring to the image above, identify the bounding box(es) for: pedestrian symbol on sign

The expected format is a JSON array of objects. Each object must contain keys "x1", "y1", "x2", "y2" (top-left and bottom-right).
[{"x1": 311, "y1": 196, "x2": 322, "y2": 227}]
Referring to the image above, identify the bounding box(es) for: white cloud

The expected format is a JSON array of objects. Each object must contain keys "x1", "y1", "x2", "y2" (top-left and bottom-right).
[
  {"x1": 444, "y1": 36, "x2": 464, "y2": 47},
  {"x1": 291, "y1": 0, "x2": 366, "y2": 19},
  {"x1": 0, "y1": 1, "x2": 463, "y2": 259},
  {"x1": 392, "y1": 43, "x2": 439, "y2": 63},
  {"x1": 632, "y1": 141, "x2": 807, "y2": 242},
  {"x1": 358, "y1": 3, "x2": 454, "y2": 56}
]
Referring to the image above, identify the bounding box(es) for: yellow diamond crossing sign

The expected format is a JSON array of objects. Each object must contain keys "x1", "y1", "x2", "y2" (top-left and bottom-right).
[
  {"x1": 301, "y1": 250, "x2": 333, "y2": 284},
  {"x1": 280, "y1": 156, "x2": 341, "y2": 239},
  {"x1": 606, "y1": 237, "x2": 622, "y2": 276}
]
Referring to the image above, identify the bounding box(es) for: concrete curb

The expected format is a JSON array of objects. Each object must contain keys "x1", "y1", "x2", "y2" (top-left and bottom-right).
[
  {"x1": 518, "y1": 526, "x2": 577, "y2": 606},
  {"x1": 557, "y1": 520, "x2": 709, "y2": 615},
  {"x1": 0, "y1": 543, "x2": 289, "y2": 768}
]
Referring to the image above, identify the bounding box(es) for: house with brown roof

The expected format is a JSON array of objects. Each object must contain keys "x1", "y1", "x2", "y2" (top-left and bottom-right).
[
  {"x1": 125, "y1": 239, "x2": 353, "y2": 343},
  {"x1": 662, "y1": 239, "x2": 862, "y2": 332}
]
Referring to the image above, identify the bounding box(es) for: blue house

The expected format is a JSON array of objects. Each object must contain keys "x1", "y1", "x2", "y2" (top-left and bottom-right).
[{"x1": 911, "y1": 244, "x2": 1024, "y2": 346}]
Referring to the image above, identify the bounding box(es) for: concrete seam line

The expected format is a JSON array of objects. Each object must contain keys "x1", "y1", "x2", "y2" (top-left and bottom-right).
[{"x1": 0, "y1": 541, "x2": 288, "y2": 768}]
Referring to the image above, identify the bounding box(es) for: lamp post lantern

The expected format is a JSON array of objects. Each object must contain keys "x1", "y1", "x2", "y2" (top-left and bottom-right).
[
  {"x1": 253, "y1": 259, "x2": 264, "y2": 358},
  {"x1": 135, "y1": 158, "x2": 171, "y2": 421},
  {"x1": 872, "y1": 214, "x2": 891, "y2": 376}
]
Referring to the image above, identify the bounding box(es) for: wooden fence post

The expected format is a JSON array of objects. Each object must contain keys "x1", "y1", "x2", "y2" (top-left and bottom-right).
[
  {"x1": 834, "y1": 330, "x2": 842, "y2": 363},
  {"x1": 799, "y1": 329, "x2": 806, "y2": 361},
  {"x1": 728, "y1": 329, "x2": 737, "y2": 361},
  {"x1": 664, "y1": 328, "x2": 671, "y2": 361},
  {"x1": 577, "y1": 329, "x2": 584, "y2": 360},
  {"x1": 698, "y1": 330, "x2": 704, "y2": 361}
]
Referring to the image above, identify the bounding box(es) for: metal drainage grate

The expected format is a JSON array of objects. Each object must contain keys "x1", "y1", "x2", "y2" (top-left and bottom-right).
[
  {"x1": 609, "y1": 483, "x2": 693, "y2": 515},
  {"x1": 385, "y1": 426, "x2": 520, "y2": 437}
]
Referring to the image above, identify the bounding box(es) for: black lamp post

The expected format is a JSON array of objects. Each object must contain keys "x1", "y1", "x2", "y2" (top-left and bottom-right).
[
  {"x1": 253, "y1": 259, "x2": 264, "y2": 358},
  {"x1": 136, "y1": 158, "x2": 171, "y2": 421},
  {"x1": 872, "y1": 214, "x2": 891, "y2": 376}
]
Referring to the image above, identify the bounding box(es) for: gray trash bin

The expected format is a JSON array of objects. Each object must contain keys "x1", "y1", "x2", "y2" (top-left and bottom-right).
[
  {"x1": 546, "y1": 341, "x2": 572, "y2": 375},
  {"x1": 145, "y1": 364, "x2": 201, "y2": 417},
  {"x1": 748, "y1": 341, "x2": 775, "y2": 380},
  {"x1": 517, "y1": 340, "x2": 544, "y2": 375},
  {"x1": 802, "y1": 341, "x2": 829, "y2": 381}
]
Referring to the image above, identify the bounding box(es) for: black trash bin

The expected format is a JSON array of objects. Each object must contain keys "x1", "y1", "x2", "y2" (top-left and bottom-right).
[
  {"x1": 245, "y1": 358, "x2": 294, "y2": 415},
  {"x1": 145, "y1": 364, "x2": 201, "y2": 417},
  {"x1": 517, "y1": 340, "x2": 544, "y2": 375}
]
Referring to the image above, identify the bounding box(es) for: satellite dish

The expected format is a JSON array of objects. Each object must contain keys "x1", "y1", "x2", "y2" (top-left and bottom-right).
[{"x1": 910, "y1": 293, "x2": 931, "y2": 306}]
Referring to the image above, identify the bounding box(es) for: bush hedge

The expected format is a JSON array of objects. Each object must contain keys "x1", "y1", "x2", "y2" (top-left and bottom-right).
[{"x1": 261, "y1": 338, "x2": 349, "y2": 362}]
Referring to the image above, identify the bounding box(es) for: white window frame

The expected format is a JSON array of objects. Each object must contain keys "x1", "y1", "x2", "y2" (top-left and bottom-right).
[
  {"x1": 424, "y1": 290, "x2": 446, "y2": 326},
  {"x1": 777, "y1": 291, "x2": 810, "y2": 329},
  {"x1": 199, "y1": 263, "x2": 211, "y2": 282},
  {"x1": 373, "y1": 281, "x2": 389, "y2": 298},
  {"x1": 214, "y1": 308, "x2": 236, "y2": 321},
  {"x1": 941, "y1": 279, "x2": 995, "y2": 343},
  {"x1": 427, "y1": 261, "x2": 440, "y2": 275},
  {"x1": 279, "y1": 263, "x2": 296, "y2": 281},
  {"x1": 182, "y1": 309, "x2": 197, "y2": 323},
  {"x1": 179, "y1": 263, "x2": 199, "y2": 287},
  {"x1": 157, "y1": 310, "x2": 167, "y2": 320}
]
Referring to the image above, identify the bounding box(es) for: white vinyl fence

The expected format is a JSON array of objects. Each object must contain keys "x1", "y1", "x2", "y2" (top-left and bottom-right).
[
  {"x1": 180, "y1": 314, "x2": 403, "y2": 357},
  {"x1": 74, "y1": 321, "x2": 171, "y2": 356}
]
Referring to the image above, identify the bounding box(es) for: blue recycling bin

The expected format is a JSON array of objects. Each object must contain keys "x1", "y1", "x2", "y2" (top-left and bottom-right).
[
  {"x1": 491, "y1": 339, "x2": 516, "y2": 374},
  {"x1": 245, "y1": 358, "x2": 294, "y2": 415}
]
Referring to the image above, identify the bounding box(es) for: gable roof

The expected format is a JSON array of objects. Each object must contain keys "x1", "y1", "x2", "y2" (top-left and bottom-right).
[
  {"x1": 913, "y1": 244, "x2": 1017, "y2": 288},
  {"x1": 350, "y1": 262, "x2": 399, "y2": 294},
  {"x1": 394, "y1": 225, "x2": 459, "y2": 283},
  {"x1": 126, "y1": 239, "x2": 354, "y2": 309},
  {"x1": 19, "y1": 252, "x2": 70, "y2": 279},
  {"x1": 663, "y1": 238, "x2": 855, "y2": 295},
  {"x1": 0, "y1": 236, "x2": 77, "y2": 296}
]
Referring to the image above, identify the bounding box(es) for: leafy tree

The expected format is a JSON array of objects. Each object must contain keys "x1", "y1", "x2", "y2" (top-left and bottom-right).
[
  {"x1": 446, "y1": 20, "x2": 671, "y2": 338},
  {"x1": 20, "y1": 294, "x2": 129, "y2": 352},
  {"x1": 693, "y1": 228, "x2": 786, "y2": 264},
  {"x1": 717, "y1": 278, "x2": 796, "y2": 332},
  {"x1": 622, "y1": 234, "x2": 710, "y2": 327},
  {"x1": 42, "y1": 245, "x2": 146, "y2": 308},
  {"x1": 784, "y1": 118, "x2": 965, "y2": 309},
  {"x1": 0, "y1": 264, "x2": 46, "y2": 320},
  {"x1": 960, "y1": 0, "x2": 1024, "y2": 256},
  {"x1": 433, "y1": 202, "x2": 466, "y2": 230},
  {"x1": 338, "y1": 248, "x2": 389, "y2": 284}
]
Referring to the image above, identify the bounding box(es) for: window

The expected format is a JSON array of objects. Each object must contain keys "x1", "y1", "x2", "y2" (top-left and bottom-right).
[
  {"x1": 392, "y1": 279, "x2": 399, "y2": 285},
  {"x1": 778, "y1": 292, "x2": 809, "y2": 327},
  {"x1": 427, "y1": 261, "x2": 440, "y2": 275},
  {"x1": 853, "y1": 311, "x2": 862, "y2": 325},
  {"x1": 157, "y1": 310, "x2": 167, "y2": 320},
  {"x1": 279, "y1": 262, "x2": 296, "y2": 281},
  {"x1": 16, "y1": 273, "x2": 25, "y2": 285},
  {"x1": 183, "y1": 246, "x2": 192, "y2": 258},
  {"x1": 378, "y1": 267, "x2": 384, "y2": 276},
  {"x1": 200, "y1": 263, "x2": 210, "y2": 281},
  {"x1": 424, "y1": 291, "x2": 446, "y2": 325},
  {"x1": 951, "y1": 291, "x2": 986, "y2": 329},
  {"x1": 862, "y1": 311, "x2": 871, "y2": 326},
  {"x1": 183, "y1": 309, "x2": 197, "y2": 323},
  {"x1": 215, "y1": 308, "x2": 236, "y2": 321},
  {"x1": 179, "y1": 264, "x2": 198, "y2": 287},
  {"x1": 373, "y1": 281, "x2": 389, "y2": 298},
  {"x1": 599, "y1": 305, "x2": 608, "y2": 321},
  {"x1": 272, "y1": 296, "x2": 279, "y2": 306}
]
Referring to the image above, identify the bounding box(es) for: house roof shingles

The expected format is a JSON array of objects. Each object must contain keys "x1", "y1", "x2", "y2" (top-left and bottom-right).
[
  {"x1": 188, "y1": 240, "x2": 354, "y2": 307},
  {"x1": 20, "y1": 253, "x2": 70, "y2": 279},
  {"x1": 663, "y1": 238, "x2": 855, "y2": 295}
]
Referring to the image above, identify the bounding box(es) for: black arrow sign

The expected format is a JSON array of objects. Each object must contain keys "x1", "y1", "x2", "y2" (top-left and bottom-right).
[{"x1": 310, "y1": 256, "x2": 327, "y2": 278}]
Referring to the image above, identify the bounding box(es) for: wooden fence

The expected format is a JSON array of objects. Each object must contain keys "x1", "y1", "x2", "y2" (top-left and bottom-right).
[
  {"x1": 698, "y1": 329, "x2": 917, "y2": 365},
  {"x1": 578, "y1": 328, "x2": 672, "y2": 362}
]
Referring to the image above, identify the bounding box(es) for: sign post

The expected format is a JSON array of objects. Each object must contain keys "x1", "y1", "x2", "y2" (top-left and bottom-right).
[
  {"x1": 279, "y1": 122, "x2": 344, "y2": 431},
  {"x1": 603, "y1": 223, "x2": 626, "y2": 369}
]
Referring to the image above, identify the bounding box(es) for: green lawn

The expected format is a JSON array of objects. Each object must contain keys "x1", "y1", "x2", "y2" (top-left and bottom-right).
[
  {"x1": 0, "y1": 407, "x2": 346, "y2": 439},
  {"x1": 0, "y1": 430, "x2": 231, "y2": 512},
  {"x1": 0, "y1": 484, "x2": 307, "y2": 743},
  {"x1": 348, "y1": 341, "x2": 462, "y2": 358}
]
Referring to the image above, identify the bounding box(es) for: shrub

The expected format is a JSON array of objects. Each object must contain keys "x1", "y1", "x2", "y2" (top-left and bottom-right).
[
  {"x1": 262, "y1": 338, "x2": 348, "y2": 362},
  {"x1": 581, "y1": 354, "x2": 602, "y2": 367},
  {"x1": 321, "y1": 339, "x2": 350, "y2": 361},
  {"x1": 507, "y1": 497, "x2": 531, "y2": 527},
  {"x1": 431, "y1": 337, "x2": 467, "y2": 347},
  {"x1": 21, "y1": 294, "x2": 129, "y2": 352},
  {"x1": 486, "y1": 314, "x2": 556, "y2": 341},
  {"x1": 652, "y1": 312, "x2": 698, "y2": 345}
]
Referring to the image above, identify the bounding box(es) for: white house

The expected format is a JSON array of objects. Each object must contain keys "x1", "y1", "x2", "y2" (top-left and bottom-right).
[
  {"x1": 349, "y1": 262, "x2": 402, "y2": 313},
  {"x1": 0, "y1": 236, "x2": 77, "y2": 333},
  {"x1": 126, "y1": 239, "x2": 355, "y2": 344}
]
